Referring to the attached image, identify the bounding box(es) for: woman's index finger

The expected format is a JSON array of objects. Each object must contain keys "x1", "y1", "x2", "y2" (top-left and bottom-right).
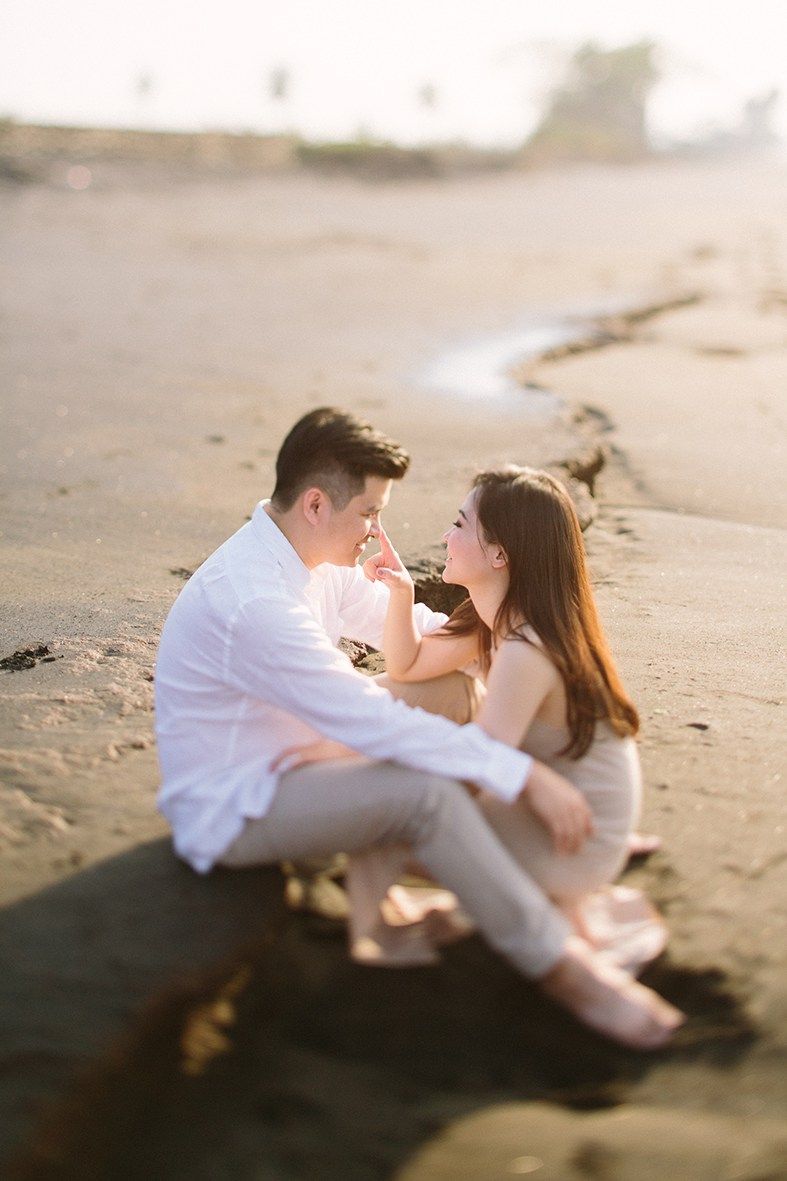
[{"x1": 379, "y1": 524, "x2": 395, "y2": 559}]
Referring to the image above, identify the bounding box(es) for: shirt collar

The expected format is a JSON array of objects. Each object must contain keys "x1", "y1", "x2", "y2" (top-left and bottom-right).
[{"x1": 250, "y1": 500, "x2": 312, "y2": 592}]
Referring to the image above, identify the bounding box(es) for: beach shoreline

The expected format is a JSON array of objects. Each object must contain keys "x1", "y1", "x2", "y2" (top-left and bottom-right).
[{"x1": 1, "y1": 151, "x2": 785, "y2": 1176}]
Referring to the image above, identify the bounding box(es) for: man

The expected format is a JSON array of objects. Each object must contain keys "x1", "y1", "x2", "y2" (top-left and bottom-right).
[{"x1": 155, "y1": 407, "x2": 682, "y2": 1048}]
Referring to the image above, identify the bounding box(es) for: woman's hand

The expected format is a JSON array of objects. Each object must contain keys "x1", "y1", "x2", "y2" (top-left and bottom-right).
[
  {"x1": 363, "y1": 525, "x2": 414, "y2": 596},
  {"x1": 270, "y1": 738, "x2": 363, "y2": 774},
  {"x1": 522, "y1": 760, "x2": 594, "y2": 855}
]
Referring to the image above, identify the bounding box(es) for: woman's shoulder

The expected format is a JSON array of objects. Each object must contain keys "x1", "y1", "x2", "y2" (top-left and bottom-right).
[
  {"x1": 500, "y1": 622, "x2": 546, "y2": 651},
  {"x1": 520, "y1": 622, "x2": 545, "y2": 648},
  {"x1": 493, "y1": 629, "x2": 555, "y2": 674}
]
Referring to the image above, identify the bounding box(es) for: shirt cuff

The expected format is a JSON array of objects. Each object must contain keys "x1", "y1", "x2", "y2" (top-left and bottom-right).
[{"x1": 472, "y1": 731, "x2": 533, "y2": 802}]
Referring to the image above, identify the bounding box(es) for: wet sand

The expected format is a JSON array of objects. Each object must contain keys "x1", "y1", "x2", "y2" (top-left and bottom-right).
[{"x1": 1, "y1": 147, "x2": 786, "y2": 1177}]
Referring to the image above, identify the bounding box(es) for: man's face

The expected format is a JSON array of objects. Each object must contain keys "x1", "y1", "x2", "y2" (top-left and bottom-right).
[{"x1": 320, "y1": 475, "x2": 392, "y2": 567}]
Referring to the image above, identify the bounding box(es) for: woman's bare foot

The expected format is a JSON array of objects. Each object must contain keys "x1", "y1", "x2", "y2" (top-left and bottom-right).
[
  {"x1": 539, "y1": 937, "x2": 685, "y2": 1050},
  {"x1": 562, "y1": 887, "x2": 669, "y2": 977},
  {"x1": 627, "y1": 831, "x2": 662, "y2": 858},
  {"x1": 382, "y1": 884, "x2": 476, "y2": 947},
  {"x1": 350, "y1": 922, "x2": 440, "y2": 967},
  {"x1": 383, "y1": 883, "x2": 459, "y2": 924}
]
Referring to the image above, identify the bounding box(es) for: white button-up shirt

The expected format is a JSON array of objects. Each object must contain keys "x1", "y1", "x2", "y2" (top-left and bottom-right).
[{"x1": 155, "y1": 501, "x2": 533, "y2": 872}]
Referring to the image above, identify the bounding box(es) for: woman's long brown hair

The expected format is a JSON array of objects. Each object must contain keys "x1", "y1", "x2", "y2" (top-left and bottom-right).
[{"x1": 441, "y1": 467, "x2": 639, "y2": 758}]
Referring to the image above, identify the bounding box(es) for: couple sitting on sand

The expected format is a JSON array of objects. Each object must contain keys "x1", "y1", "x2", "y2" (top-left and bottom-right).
[{"x1": 155, "y1": 407, "x2": 684, "y2": 1050}]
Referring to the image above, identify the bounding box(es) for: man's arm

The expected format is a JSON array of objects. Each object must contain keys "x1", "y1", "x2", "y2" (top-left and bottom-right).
[
  {"x1": 228, "y1": 591, "x2": 529, "y2": 802},
  {"x1": 226, "y1": 593, "x2": 593, "y2": 853},
  {"x1": 333, "y1": 563, "x2": 447, "y2": 650}
]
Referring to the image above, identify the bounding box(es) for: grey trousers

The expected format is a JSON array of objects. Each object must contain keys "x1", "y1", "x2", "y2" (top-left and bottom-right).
[{"x1": 219, "y1": 672, "x2": 571, "y2": 978}]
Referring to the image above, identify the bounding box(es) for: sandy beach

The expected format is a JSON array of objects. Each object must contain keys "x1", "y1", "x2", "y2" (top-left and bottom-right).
[{"x1": 1, "y1": 143, "x2": 786, "y2": 1177}]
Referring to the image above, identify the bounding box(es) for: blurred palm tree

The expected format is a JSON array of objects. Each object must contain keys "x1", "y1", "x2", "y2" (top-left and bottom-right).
[
  {"x1": 417, "y1": 83, "x2": 438, "y2": 110},
  {"x1": 269, "y1": 66, "x2": 289, "y2": 102}
]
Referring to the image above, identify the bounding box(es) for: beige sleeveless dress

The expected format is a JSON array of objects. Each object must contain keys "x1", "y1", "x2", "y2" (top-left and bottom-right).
[{"x1": 476, "y1": 716, "x2": 642, "y2": 905}]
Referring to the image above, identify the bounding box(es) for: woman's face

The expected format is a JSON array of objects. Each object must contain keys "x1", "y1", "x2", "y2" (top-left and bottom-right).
[{"x1": 442, "y1": 490, "x2": 497, "y2": 587}]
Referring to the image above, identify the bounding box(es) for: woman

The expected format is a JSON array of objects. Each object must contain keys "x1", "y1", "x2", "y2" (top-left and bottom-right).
[
  {"x1": 276, "y1": 466, "x2": 681, "y2": 1046},
  {"x1": 371, "y1": 466, "x2": 659, "y2": 955}
]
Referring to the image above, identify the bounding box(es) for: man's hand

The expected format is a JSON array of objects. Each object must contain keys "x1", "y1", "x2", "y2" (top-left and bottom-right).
[
  {"x1": 270, "y1": 738, "x2": 363, "y2": 774},
  {"x1": 522, "y1": 760, "x2": 594, "y2": 855},
  {"x1": 362, "y1": 524, "x2": 414, "y2": 596}
]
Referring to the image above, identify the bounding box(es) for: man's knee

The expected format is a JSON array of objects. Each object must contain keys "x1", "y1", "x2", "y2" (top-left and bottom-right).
[{"x1": 401, "y1": 772, "x2": 470, "y2": 843}]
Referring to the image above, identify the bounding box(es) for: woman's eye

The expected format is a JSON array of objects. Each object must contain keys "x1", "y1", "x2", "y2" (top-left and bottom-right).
[{"x1": 452, "y1": 519, "x2": 461, "y2": 528}]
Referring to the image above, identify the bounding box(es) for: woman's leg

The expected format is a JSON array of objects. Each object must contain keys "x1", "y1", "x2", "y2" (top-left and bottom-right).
[
  {"x1": 345, "y1": 843, "x2": 440, "y2": 964},
  {"x1": 475, "y1": 795, "x2": 668, "y2": 976},
  {"x1": 373, "y1": 670, "x2": 486, "y2": 723},
  {"x1": 476, "y1": 790, "x2": 624, "y2": 903}
]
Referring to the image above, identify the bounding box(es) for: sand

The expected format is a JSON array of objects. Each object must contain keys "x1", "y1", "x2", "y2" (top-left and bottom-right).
[{"x1": 1, "y1": 146, "x2": 786, "y2": 1177}]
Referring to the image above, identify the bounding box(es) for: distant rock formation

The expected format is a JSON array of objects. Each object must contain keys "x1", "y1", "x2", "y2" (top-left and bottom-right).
[{"x1": 524, "y1": 41, "x2": 659, "y2": 164}]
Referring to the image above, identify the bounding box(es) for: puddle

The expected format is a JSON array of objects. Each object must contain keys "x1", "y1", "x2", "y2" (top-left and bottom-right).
[
  {"x1": 418, "y1": 315, "x2": 599, "y2": 405},
  {"x1": 416, "y1": 294, "x2": 657, "y2": 404}
]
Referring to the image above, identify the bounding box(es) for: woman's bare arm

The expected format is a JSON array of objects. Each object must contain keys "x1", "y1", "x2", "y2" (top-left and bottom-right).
[
  {"x1": 475, "y1": 636, "x2": 560, "y2": 746},
  {"x1": 374, "y1": 525, "x2": 478, "y2": 681}
]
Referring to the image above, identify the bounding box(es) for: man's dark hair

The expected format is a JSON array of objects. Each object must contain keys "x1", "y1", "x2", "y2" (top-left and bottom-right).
[{"x1": 271, "y1": 407, "x2": 410, "y2": 511}]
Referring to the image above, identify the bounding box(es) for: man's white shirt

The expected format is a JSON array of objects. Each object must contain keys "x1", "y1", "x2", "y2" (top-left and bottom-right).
[{"x1": 155, "y1": 501, "x2": 533, "y2": 871}]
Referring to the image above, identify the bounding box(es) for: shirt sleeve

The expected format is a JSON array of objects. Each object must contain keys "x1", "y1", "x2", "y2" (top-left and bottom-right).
[
  {"x1": 226, "y1": 592, "x2": 531, "y2": 803},
  {"x1": 335, "y1": 565, "x2": 449, "y2": 649}
]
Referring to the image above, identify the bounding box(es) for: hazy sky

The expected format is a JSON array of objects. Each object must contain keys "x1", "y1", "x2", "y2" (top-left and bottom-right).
[{"x1": 2, "y1": 1, "x2": 785, "y2": 146}]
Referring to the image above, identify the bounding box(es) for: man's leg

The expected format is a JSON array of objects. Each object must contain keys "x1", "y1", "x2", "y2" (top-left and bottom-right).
[
  {"x1": 220, "y1": 757, "x2": 570, "y2": 979},
  {"x1": 220, "y1": 758, "x2": 683, "y2": 1047}
]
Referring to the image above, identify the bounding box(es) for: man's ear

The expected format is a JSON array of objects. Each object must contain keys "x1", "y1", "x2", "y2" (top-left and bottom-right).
[{"x1": 301, "y1": 486, "x2": 329, "y2": 526}]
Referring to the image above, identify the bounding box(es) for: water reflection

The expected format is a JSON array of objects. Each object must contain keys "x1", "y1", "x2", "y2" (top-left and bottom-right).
[{"x1": 418, "y1": 316, "x2": 593, "y2": 404}]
